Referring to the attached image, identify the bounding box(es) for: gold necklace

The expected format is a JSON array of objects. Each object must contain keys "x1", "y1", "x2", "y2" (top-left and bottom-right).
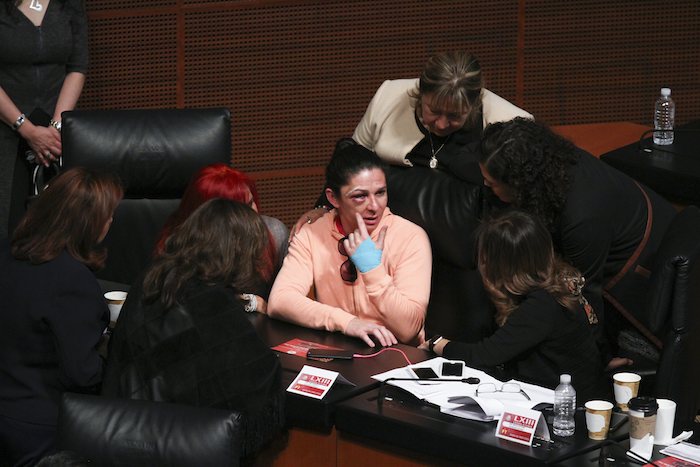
[{"x1": 427, "y1": 132, "x2": 450, "y2": 169}]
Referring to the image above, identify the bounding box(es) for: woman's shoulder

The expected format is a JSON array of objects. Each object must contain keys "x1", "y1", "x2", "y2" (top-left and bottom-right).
[{"x1": 518, "y1": 289, "x2": 562, "y2": 314}]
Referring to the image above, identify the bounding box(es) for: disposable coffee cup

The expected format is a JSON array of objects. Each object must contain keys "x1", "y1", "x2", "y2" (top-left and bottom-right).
[
  {"x1": 613, "y1": 372, "x2": 641, "y2": 411},
  {"x1": 104, "y1": 291, "x2": 127, "y2": 324},
  {"x1": 628, "y1": 396, "x2": 658, "y2": 450},
  {"x1": 585, "y1": 400, "x2": 614, "y2": 440},
  {"x1": 654, "y1": 398, "x2": 677, "y2": 445}
]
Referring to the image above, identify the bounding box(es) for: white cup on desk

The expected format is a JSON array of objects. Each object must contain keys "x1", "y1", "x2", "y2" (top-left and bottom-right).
[
  {"x1": 654, "y1": 398, "x2": 677, "y2": 445},
  {"x1": 104, "y1": 291, "x2": 127, "y2": 324}
]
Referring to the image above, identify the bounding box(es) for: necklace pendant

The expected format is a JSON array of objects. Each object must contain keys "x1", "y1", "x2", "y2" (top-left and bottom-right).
[
  {"x1": 29, "y1": 0, "x2": 44, "y2": 12},
  {"x1": 429, "y1": 157, "x2": 438, "y2": 169}
]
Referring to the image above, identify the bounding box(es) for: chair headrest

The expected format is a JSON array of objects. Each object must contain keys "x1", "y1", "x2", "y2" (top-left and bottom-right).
[
  {"x1": 61, "y1": 108, "x2": 231, "y2": 199},
  {"x1": 57, "y1": 392, "x2": 242, "y2": 467}
]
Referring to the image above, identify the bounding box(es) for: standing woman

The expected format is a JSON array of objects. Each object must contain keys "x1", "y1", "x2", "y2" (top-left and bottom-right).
[
  {"x1": 423, "y1": 210, "x2": 606, "y2": 403},
  {"x1": 0, "y1": 168, "x2": 123, "y2": 466},
  {"x1": 0, "y1": 0, "x2": 89, "y2": 239}
]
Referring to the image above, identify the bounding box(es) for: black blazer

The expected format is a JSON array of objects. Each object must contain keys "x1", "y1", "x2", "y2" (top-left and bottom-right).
[{"x1": 0, "y1": 240, "x2": 108, "y2": 426}]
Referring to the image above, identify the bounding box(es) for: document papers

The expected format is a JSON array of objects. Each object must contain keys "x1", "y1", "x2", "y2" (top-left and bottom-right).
[{"x1": 372, "y1": 357, "x2": 554, "y2": 422}]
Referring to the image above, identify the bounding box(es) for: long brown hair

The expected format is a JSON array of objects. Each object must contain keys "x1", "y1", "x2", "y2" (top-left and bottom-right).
[
  {"x1": 476, "y1": 210, "x2": 582, "y2": 326},
  {"x1": 12, "y1": 167, "x2": 123, "y2": 270},
  {"x1": 142, "y1": 199, "x2": 270, "y2": 308}
]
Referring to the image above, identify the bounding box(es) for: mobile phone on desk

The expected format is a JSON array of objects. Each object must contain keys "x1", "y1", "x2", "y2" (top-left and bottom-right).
[
  {"x1": 409, "y1": 366, "x2": 440, "y2": 384},
  {"x1": 306, "y1": 348, "x2": 355, "y2": 360}
]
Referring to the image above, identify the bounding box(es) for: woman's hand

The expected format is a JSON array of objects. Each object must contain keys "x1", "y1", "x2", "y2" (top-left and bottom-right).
[
  {"x1": 289, "y1": 207, "x2": 331, "y2": 243},
  {"x1": 18, "y1": 123, "x2": 62, "y2": 167},
  {"x1": 343, "y1": 213, "x2": 387, "y2": 273},
  {"x1": 345, "y1": 318, "x2": 397, "y2": 347}
]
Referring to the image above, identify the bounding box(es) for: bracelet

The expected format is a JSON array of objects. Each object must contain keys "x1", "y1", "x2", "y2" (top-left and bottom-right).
[
  {"x1": 315, "y1": 205, "x2": 332, "y2": 211},
  {"x1": 50, "y1": 119, "x2": 62, "y2": 132},
  {"x1": 428, "y1": 335, "x2": 444, "y2": 353},
  {"x1": 242, "y1": 293, "x2": 257, "y2": 313},
  {"x1": 12, "y1": 113, "x2": 26, "y2": 131}
]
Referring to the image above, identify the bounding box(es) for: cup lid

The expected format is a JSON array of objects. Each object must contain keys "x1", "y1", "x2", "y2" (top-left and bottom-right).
[{"x1": 628, "y1": 396, "x2": 658, "y2": 413}]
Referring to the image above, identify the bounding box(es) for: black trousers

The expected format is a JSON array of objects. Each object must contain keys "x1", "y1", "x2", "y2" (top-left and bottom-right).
[{"x1": 0, "y1": 413, "x2": 56, "y2": 467}]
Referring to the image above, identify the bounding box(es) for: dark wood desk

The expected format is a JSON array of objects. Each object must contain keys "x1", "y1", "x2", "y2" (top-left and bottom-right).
[
  {"x1": 335, "y1": 386, "x2": 627, "y2": 467},
  {"x1": 600, "y1": 119, "x2": 700, "y2": 206},
  {"x1": 555, "y1": 437, "x2": 700, "y2": 467},
  {"x1": 249, "y1": 313, "x2": 430, "y2": 432}
]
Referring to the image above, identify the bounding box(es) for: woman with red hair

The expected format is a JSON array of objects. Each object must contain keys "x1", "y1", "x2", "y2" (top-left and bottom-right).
[{"x1": 156, "y1": 164, "x2": 288, "y2": 313}]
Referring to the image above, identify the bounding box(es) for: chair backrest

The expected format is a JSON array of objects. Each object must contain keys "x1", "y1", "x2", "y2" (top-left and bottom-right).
[
  {"x1": 61, "y1": 108, "x2": 231, "y2": 285},
  {"x1": 57, "y1": 392, "x2": 242, "y2": 467},
  {"x1": 647, "y1": 205, "x2": 700, "y2": 431}
]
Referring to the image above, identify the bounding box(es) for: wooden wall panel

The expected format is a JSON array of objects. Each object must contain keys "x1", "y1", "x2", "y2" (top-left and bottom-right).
[
  {"x1": 82, "y1": 0, "x2": 700, "y2": 227},
  {"x1": 522, "y1": 0, "x2": 700, "y2": 125}
]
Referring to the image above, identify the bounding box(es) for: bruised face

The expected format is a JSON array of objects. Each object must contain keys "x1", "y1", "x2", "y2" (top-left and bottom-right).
[
  {"x1": 479, "y1": 163, "x2": 516, "y2": 204},
  {"x1": 326, "y1": 168, "x2": 388, "y2": 235},
  {"x1": 420, "y1": 93, "x2": 469, "y2": 137}
]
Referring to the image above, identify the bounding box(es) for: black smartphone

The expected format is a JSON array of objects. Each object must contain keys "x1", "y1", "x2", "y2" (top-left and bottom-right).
[
  {"x1": 306, "y1": 348, "x2": 355, "y2": 360},
  {"x1": 410, "y1": 367, "x2": 439, "y2": 379},
  {"x1": 441, "y1": 362, "x2": 463, "y2": 377}
]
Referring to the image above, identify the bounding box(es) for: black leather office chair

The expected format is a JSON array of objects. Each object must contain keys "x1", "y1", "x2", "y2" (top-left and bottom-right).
[
  {"x1": 645, "y1": 205, "x2": 700, "y2": 432},
  {"x1": 56, "y1": 392, "x2": 242, "y2": 467},
  {"x1": 61, "y1": 108, "x2": 231, "y2": 285}
]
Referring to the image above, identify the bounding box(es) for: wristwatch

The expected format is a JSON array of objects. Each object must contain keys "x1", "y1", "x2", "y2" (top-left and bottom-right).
[{"x1": 428, "y1": 335, "x2": 444, "y2": 353}]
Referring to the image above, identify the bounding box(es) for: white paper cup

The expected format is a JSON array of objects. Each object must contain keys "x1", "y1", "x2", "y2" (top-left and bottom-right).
[
  {"x1": 613, "y1": 372, "x2": 641, "y2": 411},
  {"x1": 104, "y1": 291, "x2": 127, "y2": 323},
  {"x1": 585, "y1": 400, "x2": 614, "y2": 440},
  {"x1": 654, "y1": 398, "x2": 677, "y2": 445}
]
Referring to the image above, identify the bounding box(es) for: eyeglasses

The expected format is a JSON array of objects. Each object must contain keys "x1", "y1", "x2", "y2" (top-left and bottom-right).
[
  {"x1": 338, "y1": 236, "x2": 357, "y2": 283},
  {"x1": 475, "y1": 382, "x2": 531, "y2": 401}
]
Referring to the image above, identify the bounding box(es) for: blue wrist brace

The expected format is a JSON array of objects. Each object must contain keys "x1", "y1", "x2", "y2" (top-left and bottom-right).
[{"x1": 350, "y1": 237, "x2": 382, "y2": 273}]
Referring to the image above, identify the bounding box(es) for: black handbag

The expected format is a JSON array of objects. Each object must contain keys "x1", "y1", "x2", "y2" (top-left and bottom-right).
[{"x1": 17, "y1": 109, "x2": 62, "y2": 202}]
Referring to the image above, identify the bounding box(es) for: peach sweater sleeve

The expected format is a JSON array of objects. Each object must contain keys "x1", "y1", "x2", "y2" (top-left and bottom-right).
[{"x1": 268, "y1": 227, "x2": 357, "y2": 333}]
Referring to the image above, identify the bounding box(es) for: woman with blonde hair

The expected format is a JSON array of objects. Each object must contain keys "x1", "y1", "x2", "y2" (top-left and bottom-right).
[{"x1": 423, "y1": 210, "x2": 606, "y2": 402}]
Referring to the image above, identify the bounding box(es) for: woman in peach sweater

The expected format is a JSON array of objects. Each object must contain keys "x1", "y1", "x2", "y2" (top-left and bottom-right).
[{"x1": 268, "y1": 145, "x2": 431, "y2": 346}]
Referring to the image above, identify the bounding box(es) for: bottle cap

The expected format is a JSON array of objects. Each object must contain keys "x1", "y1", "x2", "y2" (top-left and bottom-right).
[
  {"x1": 661, "y1": 87, "x2": 671, "y2": 96},
  {"x1": 560, "y1": 374, "x2": 571, "y2": 384}
]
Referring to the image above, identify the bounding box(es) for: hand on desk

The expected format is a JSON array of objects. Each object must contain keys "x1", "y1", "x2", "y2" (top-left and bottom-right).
[{"x1": 345, "y1": 318, "x2": 397, "y2": 348}]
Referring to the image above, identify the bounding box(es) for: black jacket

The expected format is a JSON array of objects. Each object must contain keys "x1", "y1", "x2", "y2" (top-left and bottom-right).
[{"x1": 102, "y1": 280, "x2": 284, "y2": 458}]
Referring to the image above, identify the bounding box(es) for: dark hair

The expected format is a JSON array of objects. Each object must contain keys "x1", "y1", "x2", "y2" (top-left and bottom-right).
[
  {"x1": 480, "y1": 117, "x2": 579, "y2": 232},
  {"x1": 11, "y1": 167, "x2": 123, "y2": 269},
  {"x1": 142, "y1": 199, "x2": 269, "y2": 308},
  {"x1": 325, "y1": 144, "x2": 387, "y2": 197},
  {"x1": 410, "y1": 50, "x2": 484, "y2": 129},
  {"x1": 476, "y1": 210, "x2": 584, "y2": 326}
]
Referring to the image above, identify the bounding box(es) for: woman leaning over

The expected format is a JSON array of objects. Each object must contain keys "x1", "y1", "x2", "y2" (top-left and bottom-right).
[
  {"x1": 269, "y1": 144, "x2": 432, "y2": 346},
  {"x1": 479, "y1": 118, "x2": 677, "y2": 366},
  {"x1": 0, "y1": 0, "x2": 89, "y2": 239},
  {"x1": 422, "y1": 210, "x2": 606, "y2": 403},
  {"x1": 102, "y1": 199, "x2": 284, "y2": 461},
  {"x1": 0, "y1": 168, "x2": 122, "y2": 466}
]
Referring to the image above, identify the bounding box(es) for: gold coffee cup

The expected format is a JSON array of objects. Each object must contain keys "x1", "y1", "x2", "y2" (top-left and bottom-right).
[
  {"x1": 585, "y1": 400, "x2": 614, "y2": 440},
  {"x1": 613, "y1": 372, "x2": 641, "y2": 411}
]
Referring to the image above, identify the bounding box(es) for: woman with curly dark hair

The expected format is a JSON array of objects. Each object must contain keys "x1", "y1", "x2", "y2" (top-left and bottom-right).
[
  {"x1": 479, "y1": 117, "x2": 677, "y2": 368},
  {"x1": 422, "y1": 210, "x2": 606, "y2": 402}
]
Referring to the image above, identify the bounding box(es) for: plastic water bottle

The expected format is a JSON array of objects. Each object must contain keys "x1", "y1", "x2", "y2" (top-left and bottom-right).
[
  {"x1": 553, "y1": 374, "x2": 576, "y2": 437},
  {"x1": 653, "y1": 87, "x2": 675, "y2": 145}
]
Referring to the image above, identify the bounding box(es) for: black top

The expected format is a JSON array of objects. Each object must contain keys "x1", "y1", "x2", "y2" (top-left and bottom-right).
[
  {"x1": 0, "y1": 239, "x2": 107, "y2": 425},
  {"x1": 443, "y1": 289, "x2": 605, "y2": 402},
  {"x1": 554, "y1": 150, "x2": 677, "y2": 322},
  {"x1": 0, "y1": 0, "x2": 89, "y2": 116},
  {"x1": 102, "y1": 280, "x2": 285, "y2": 458}
]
